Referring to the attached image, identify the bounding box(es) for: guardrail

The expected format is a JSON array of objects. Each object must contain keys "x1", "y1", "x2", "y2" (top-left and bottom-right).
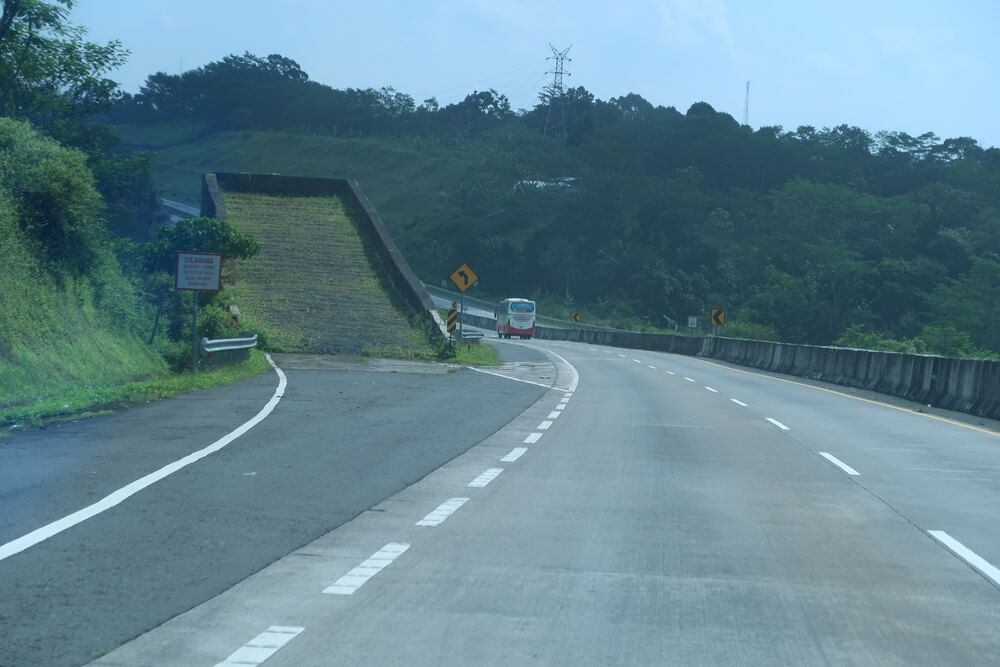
[{"x1": 200, "y1": 333, "x2": 258, "y2": 368}]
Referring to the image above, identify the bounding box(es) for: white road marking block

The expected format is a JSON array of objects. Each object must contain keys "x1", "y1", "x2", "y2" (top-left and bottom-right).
[
  {"x1": 560, "y1": 397, "x2": 571, "y2": 403},
  {"x1": 323, "y1": 543, "x2": 410, "y2": 595},
  {"x1": 665, "y1": 371, "x2": 675, "y2": 375},
  {"x1": 215, "y1": 625, "x2": 304, "y2": 667},
  {"x1": 538, "y1": 420, "x2": 553, "y2": 430},
  {"x1": 766, "y1": 418, "x2": 790, "y2": 430},
  {"x1": 819, "y1": 452, "x2": 860, "y2": 476},
  {"x1": 524, "y1": 432, "x2": 543, "y2": 444},
  {"x1": 731, "y1": 399, "x2": 748, "y2": 406},
  {"x1": 501, "y1": 447, "x2": 528, "y2": 462},
  {"x1": 633, "y1": 359, "x2": 642, "y2": 364},
  {"x1": 564, "y1": 392, "x2": 574, "y2": 397},
  {"x1": 0, "y1": 356, "x2": 288, "y2": 563},
  {"x1": 619, "y1": 354, "x2": 627, "y2": 358},
  {"x1": 468, "y1": 468, "x2": 504, "y2": 488},
  {"x1": 684, "y1": 377, "x2": 695, "y2": 382},
  {"x1": 547, "y1": 411, "x2": 561, "y2": 419},
  {"x1": 929, "y1": 531, "x2": 1000, "y2": 587},
  {"x1": 416, "y1": 498, "x2": 469, "y2": 527},
  {"x1": 648, "y1": 365, "x2": 657, "y2": 369},
  {"x1": 705, "y1": 386, "x2": 718, "y2": 393},
  {"x1": 555, "y1": 403, "x2": 567, "y2": 410}
]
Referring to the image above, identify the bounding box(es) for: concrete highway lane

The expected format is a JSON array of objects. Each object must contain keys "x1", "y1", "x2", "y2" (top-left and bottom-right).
[
  {"x1": 92, "y1": 338, "x2": 1000, "y2": 666},
  {"x1": 0, "y1": 352, "x2": 547, "y2": 667}
]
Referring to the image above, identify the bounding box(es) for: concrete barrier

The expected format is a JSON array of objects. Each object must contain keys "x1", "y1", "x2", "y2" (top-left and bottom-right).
[
  {"x1": 461, "y1": 311, "x2": 1000, "y2": 420},
  {"x1": 701, "y1": 336, "x2": 1000, "y2": 420}
]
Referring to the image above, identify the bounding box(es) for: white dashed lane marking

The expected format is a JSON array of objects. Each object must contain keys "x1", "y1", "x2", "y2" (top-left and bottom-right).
[
  {"x1": 929, "y1": 531, "x2": 1000, "y2": 588},
  {"x1": 323, "y1": 543, "x2": 410, "y2": 595},
  {"x1": 618, "y1": 354, "x2": 627, "y2": 358},
  {"x1": 648, "y1": 365, "x2": 657, "y2": 370},
  {"x1": 555, "y1": 404, "x2": 567, "y2": 411},
  {"x1": 820, "y1": 453, "x2": 860, "y2": 476},
  {"x1": 538, "y1": 420, "x2": 553, "y2": 430},
  {"x1": 665, "y1": 371, "x2": 675, "y2": 375},
  {"x1": 468, "y1": 468, "x2": 504, "y2": 488},
  {"x1": 547, "y1": 411, "x2": 561, "y2": 419},
  {"x1": 215, "y1": 625, "x2": 304, "y2": 667},
  {"x1": 633, "y1": 359, "x2": 642, "y2": 364},
  {"x1": 501, "y1": 447, "x2": 528, "y2": 462},
  {"x1": 416, "y1": 498, "x2": 469, "y2": 527},
  {"x1": 705, "y1": 386, "x2": 718, "y2": 393},
  {"x1": 766, "y1": 418, "x2": 790, "y2": 431},
  {"x1": 560, "y1": 397, "x2": 570, "y2": 403},
  {"x1": 731, "y1": 399, "x2": 748, "y2": 406},
  {"x1": 684, "y1": 377, "x2": 695, "y2": 383},
  {"x1": 524, "y1": 432, "x2": 543, "y2": 444}
]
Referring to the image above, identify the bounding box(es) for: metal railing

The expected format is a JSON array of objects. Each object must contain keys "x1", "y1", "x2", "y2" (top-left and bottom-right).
[{"x1": 200, "y1": 333, "x2": 258, "y2": 367}]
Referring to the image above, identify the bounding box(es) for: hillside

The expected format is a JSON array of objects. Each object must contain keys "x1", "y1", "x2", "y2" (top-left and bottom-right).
[
  {"x1": 117, "y1": 123, "x2": 477, "y2": 237},
  {"x1": 0, "y1": 119, "x2": 168, "y2": 421},
  {"x1": 221, "y1": 187, "x2": 435, "y2": 356},
  {"x1": 112, "y1": 53, "x2": 1000, "y2": 354}
]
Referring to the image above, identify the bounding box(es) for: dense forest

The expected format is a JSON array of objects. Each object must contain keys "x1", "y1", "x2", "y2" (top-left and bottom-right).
[{"x1": 114, "y1": 53, "x2": 1000, "y2": 355}]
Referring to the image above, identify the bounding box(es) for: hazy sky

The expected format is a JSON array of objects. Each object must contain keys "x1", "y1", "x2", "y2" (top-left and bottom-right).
[{"x1": 72, "y1": 0, "x2": 1000, "y2": 147}]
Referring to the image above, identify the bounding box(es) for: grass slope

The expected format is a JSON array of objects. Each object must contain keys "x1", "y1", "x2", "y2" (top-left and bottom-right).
[
  {"x1": 118, "y1": 125, "x2": 472, "y2": 234},
  {"x1": 223, "y1": 191, "x2": 434, "y2": 356}
]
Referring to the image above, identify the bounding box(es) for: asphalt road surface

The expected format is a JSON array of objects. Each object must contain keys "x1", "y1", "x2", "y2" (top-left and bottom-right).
[
  {"x1": 0, "y1": 351, "x2": 547, "y2": 667},
  {"x1": 6, "y1": 337, "x2": 1000, "y2": 666}
]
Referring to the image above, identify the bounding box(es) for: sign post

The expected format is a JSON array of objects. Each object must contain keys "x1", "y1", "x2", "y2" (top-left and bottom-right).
[
  {"x1": 710, "y1": 308, "x2": 726, "y2": 336},
  {"x1": 449, "y1": 263, "x2": 479, "y2": 342},
  {"x1": 176, "y1": 252, "x2": 223, "y2": 372}
]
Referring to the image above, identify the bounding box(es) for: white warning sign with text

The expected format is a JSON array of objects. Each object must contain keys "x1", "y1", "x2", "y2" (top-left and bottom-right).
[{"x1": 175, "y1": 252, "x2": 222, "y2": 291}]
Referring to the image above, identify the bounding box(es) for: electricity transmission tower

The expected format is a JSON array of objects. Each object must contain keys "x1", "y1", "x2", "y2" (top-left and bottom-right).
[
  {"x1": 543, "y1": 44, "x2": 572, "y2": 139},
  {"x1": 743, "y1": 81, "x2": 750, "y2": 127}
]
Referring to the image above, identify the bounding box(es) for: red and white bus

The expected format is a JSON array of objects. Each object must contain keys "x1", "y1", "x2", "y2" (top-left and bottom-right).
[{"x1": 495, "y1": 298, "x2": 536, "y2": 339}]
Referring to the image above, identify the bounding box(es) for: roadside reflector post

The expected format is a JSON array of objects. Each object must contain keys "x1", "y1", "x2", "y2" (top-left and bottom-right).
[{"x1": 447, "y1": 302, "x2": 458, "y2": 340}]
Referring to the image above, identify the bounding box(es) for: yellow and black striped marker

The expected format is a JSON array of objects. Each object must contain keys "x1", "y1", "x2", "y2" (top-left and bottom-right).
[{"x1": 447, "y1": 305, "x2": 458, "y2": 335}]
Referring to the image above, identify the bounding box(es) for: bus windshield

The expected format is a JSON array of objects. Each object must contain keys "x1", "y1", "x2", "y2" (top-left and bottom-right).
[{"x1": 509, "y1": 301, "x2": 534, "y2": 313}]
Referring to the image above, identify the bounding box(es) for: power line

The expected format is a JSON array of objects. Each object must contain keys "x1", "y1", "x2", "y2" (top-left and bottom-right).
[
  {"x1": 415, "y1": 59, "x2": 546, "y2": 103},
  {"x1": 543, "y1": 44, "x2": 572, "y2": 139}
]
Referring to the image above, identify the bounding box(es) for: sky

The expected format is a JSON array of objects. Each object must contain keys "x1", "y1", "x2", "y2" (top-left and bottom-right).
[{"x1": 71, "y1": 0, "x2": 1000, "y2": 148}]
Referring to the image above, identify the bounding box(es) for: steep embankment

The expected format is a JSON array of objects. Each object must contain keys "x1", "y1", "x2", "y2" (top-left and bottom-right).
[
  {"x1": 0, "y1": 119, "x2": 167, "y2": 423},
  {"x1": 221, "y1": 186, "x2": 436, "y2": 356}
]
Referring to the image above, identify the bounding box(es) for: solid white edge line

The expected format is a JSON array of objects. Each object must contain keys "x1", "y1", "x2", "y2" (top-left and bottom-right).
[
  {"x1": 766, "y1": 417, "x2": 790, "y2": 430},
  {"x1": 0, "y1": 354, "x2": 287, "y2": 563},
  {"x1": 731, "y1": 399, "x2": 748, "y2": 406},
  {"x1": 928, "y1": 531, "x2": 1000, "y2": 587},
  {"x1": 819, "y1": 452, "x2": 860, "y2": 476}
]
